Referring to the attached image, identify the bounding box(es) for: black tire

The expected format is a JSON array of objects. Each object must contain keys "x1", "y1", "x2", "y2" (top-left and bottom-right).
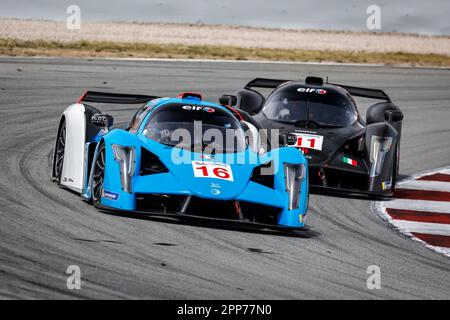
[
  {"x1": 392, "y1": 145, "x2": 400, "y2": 189},
  {"x1": 92, "y1": 143, "x2": 105, "y2": 206},
  {"x1": 53, "y1": 120, "x2": 66, "y2": 182}
]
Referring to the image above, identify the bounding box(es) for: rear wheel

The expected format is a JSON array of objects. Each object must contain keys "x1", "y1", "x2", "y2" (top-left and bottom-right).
[
  {"x1": 92, "y1": 143, "x2": 105, "y2": 206},
  {"x1": 392, "y1": 145, "x2": 400, "y2": 189},
  {"x1": 54, "y1": 120, "x2": 66, "y2": 182}
]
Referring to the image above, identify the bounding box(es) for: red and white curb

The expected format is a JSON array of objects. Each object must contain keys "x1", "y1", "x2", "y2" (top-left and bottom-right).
[{"x1": 372, "y1": 166, "x2": 450, "y2": 257}]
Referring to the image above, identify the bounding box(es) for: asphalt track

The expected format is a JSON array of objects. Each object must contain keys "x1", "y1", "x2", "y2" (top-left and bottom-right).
[{"x1": 0, "y1": 57, "x2": 449, "y2": 299}]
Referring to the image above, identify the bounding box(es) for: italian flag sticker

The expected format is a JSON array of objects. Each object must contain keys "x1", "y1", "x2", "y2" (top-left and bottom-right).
[{"x1": 343, "y1": 156, "x2": 358, "y2": 166}]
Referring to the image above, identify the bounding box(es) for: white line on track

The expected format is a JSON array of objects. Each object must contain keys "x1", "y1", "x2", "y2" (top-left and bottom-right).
[
  {"x1": 2, "y1": 55, "x2": 450, "y2": 70},
  {"x1": 391, "y1": 220, "x2": 450, "y2": 236},
  {"x1": 398, "y1": 180, "x2": 450, "y2": 192},
  {"x1": 384, "y1": 199, "x2": 450, "y2": 213},
  {"x1": 397, "y1": 168, "x2": 450, "y2": 183},
  {"x1": 430, "y1": 246, "x2": 450, "y2": 256}
]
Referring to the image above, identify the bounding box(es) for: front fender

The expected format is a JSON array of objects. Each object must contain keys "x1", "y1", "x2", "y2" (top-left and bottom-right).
[
  {"x1": 365, "y1": 122, "x2": 399, "y2": 193},
  {"x1": 272, "y1": 147, "x2": 309, "y2": 227},
  {"x1": 59, "y1": 103, "x2": 87, "y2": 192},
  {"x1": 84, "y1": 129, "x2": 142, "y2": 210}
]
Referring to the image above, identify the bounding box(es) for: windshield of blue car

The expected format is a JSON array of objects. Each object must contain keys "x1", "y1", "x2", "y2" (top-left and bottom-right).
[
  {"x1": 263, "y1": 86, "x2": 358, "y2": 127},
  {"x1": 144, "y1": 103, "x2": 247, "y2": 153}
]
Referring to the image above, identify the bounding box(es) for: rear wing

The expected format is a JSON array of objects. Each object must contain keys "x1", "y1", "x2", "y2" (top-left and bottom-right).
[
  {"x1": 329, "y1": 83, "x2": 391, "y2": 101},
  {"x1": 77, "y1": 91, "x2": 160, "y2": 104},
  {"x1": 244, "y1": 78, "x2": 291, "y2": 89},
  {"x1": 244, "y1": 77, "x2": 390, "y2": 101}
]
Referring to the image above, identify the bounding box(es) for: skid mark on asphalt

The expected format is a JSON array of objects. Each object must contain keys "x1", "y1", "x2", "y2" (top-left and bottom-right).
[
  {"x1": 154, "y1": 242, "x2": 178, "y2": 247},
  {"x1": 72, "y1": 238, "x2": 122, "y2": 244},
  {"x1": 247, "y1": 248, "x2": 276, "y2": 254},
  {"x1": 372, "y1": 167, "x2": 450, "y2": 257}
]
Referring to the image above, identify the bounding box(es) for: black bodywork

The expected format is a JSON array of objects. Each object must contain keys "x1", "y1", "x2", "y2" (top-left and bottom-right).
[{"x1": 220, "y1": 77, "x2": 403, "y2": 196}]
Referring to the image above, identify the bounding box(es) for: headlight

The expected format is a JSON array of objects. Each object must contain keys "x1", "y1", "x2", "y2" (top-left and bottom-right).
[
  {"x1": 284, "y1": 163, "x2": 305, "y2": 210},
  {"x1": 369, "y1": 136, "x2": 392, "y2": 177},
  {"x1": 112, "y1": 144, "x2": 135, "y2": 193}
]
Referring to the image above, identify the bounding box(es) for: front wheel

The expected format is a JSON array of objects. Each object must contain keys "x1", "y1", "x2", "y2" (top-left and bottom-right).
[
  {"x1": 53, "y1": 120, "x2": 66, "y2": 182},
  {"x1": 392, "y1": 145, "x2": 400, "y2": 189},
  {"x1": 91, "y1": 143, "x2": 105, "y2": 206}
]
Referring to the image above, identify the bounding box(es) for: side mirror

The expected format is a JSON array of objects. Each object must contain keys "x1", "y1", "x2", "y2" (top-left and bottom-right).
[
  {"x1": 366, "y1": 103, "x2": 403, "y2": 124},
  {"x1": 219, "y1": 94, "x2": 237, "y2": 106},
  {"x1": 385, "y1": 109, "x2": 403, "y2": 122},
  {"x1": 279, "y1": 133, "x2": 297, "y2": 146},
  {"x1": 229, "y1": 89, "x2": 265, "y2": 115},
  {"x1": 91, "y1": 113, "x2": 114, "y2": 130}
]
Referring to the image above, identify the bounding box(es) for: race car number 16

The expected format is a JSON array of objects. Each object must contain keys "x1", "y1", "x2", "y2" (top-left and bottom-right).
[{"x1": 192, "y1": 161, "x2": 234, "y2": 181}]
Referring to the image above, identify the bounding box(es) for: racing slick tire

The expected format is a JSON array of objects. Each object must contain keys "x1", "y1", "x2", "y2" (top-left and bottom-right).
[
  {"x1": 53, "y1": 119, "x2": 66, "y2": 183},
  {"x1": 92, "y1": 142, "x2": 106, "y2": 206}
]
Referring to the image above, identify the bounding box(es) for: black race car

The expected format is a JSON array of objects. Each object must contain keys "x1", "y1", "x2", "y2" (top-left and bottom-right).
[{"x1": 219, "y1": 76, "x2": 404, "y2": 196}]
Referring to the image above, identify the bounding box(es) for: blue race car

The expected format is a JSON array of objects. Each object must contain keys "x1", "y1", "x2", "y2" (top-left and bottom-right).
[{"x1": 52, "y1": 91, "x2": 309, "y2": 230}]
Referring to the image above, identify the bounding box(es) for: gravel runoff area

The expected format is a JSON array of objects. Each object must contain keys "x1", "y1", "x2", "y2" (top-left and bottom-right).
[{"x1": 1, "y1": 19, "x2": 449, "y2": 56}]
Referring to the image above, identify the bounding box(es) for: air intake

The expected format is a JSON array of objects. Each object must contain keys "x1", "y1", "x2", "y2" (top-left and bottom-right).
[
  {"x1": 250, "y1": 161, "x2": 275, "y2": 189},
  {"x1": 139, "y1": 148, "x2": 169, "y2": 175}
]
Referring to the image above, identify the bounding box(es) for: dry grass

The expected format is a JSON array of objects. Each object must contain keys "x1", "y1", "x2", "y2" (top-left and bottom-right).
[
  {"x1": 2, "y1": 19, "x2": 449, "y2": 56},
  {"x1": 1, "y1": 38, "x2": 450, "y2": 67}
]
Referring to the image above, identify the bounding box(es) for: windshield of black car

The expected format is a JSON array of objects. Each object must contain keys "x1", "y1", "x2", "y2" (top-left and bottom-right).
[
  {"x1": 263, "y1": 87, "x2": 358, "y2": 127},
  {"x1": 144, "y1": 104, "x2": 247, "y2": 153}
]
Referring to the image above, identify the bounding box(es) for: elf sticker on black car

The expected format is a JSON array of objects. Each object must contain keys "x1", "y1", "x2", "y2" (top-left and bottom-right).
[{"x1": 297, "y1": 87, "x2": 327, "y2": 94}]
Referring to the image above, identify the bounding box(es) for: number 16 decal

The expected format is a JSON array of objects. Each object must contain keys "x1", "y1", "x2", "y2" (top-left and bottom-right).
[{"x1": 192, "y1": 161, "x2": 234, "y2": 181}]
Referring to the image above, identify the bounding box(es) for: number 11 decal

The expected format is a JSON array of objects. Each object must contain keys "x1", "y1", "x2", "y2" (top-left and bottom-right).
[{"x1": 295, "y1": 133, "x2": 323, "y2": 150}]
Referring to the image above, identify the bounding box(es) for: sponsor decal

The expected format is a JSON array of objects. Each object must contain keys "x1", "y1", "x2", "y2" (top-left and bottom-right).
[
  {"x1": 103, "y1": 190, "x2": 119, "y2": 201},
  {"x1": 342, "y1": 156, "x2": 358, "y2": 167},
  {"x1": 297, "y1": 87, "x2": 327, "y2": 94},
  {"x1": 294, "y1": 129, "x2": 318, "y2": 134},
  {"x1": 200, "y1": 154, "x2": 214, "y2": 160},
  {"x1": 381, "y1": 180, "x2": 392, "y2": 190},
  {"x1": 192, "y1": 161, "x2": 233, "y2": 181},
  {"x1": 182, "y1": 105, "x2": 215, "y2": 113},
  {"x1": 210, "y1": 182, "x2": 221, "y2": 188},
  {"x1": 210, "y1": 182, "x2": 222, "y2": 195},
  {"x1": 292, "y1": 133, "x2": 324, "y2": 151},
  {"x1": 300, "y1": 147, "x2": 309, "y2": 155}
]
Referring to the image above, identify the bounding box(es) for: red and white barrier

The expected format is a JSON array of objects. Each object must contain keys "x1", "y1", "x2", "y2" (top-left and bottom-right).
[{"x1": 372, "y1": 167, "x2": 450, "y2": 257}]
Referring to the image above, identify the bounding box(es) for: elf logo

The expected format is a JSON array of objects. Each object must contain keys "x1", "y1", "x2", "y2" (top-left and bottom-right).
[
  {"x1": 297, "y1": 87, "x2": 327, "y2": 94},
  {"x1": 182, "y1": 105, "x2": 215, "y2": 113}
]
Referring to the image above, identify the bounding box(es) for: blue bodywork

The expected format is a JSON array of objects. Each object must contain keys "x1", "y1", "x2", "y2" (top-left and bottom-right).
[{"x1": 82, "y1": 96, "x2": 309, "y2": 228}]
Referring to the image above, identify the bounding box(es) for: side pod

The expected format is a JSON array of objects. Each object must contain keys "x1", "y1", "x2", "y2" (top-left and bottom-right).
[
  {"x1": 52, "y1": 103, "x2": 101, "y2": 193},
  {"x1": 365, "y1": 122, "x2": 399, "y2": 193}
]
